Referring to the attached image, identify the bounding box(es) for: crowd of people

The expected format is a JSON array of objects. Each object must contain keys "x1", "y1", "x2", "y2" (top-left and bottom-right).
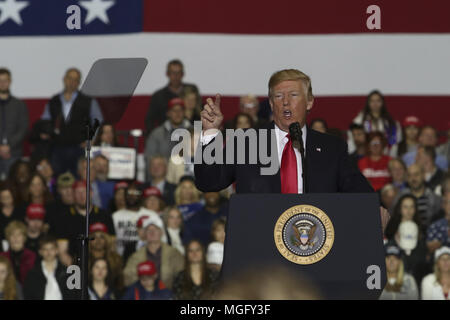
[{"x1": 0, "y1": 60, "x2": 449, "y2": 300}]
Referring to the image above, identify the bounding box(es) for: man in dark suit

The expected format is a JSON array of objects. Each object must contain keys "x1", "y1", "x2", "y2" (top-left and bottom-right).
[{"x1": 194, "y1": 69, "x2": 390, "y2": 229}]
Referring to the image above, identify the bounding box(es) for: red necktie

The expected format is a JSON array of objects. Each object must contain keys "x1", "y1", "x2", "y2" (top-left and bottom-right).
[{"x1": 281, "y1": 134, "x2": 298, "y2": 194}]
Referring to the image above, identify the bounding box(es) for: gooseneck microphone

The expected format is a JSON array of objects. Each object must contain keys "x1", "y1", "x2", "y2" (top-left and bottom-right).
[{"x1": 289, "y1": 122, "x2": 307, "y2": 193}]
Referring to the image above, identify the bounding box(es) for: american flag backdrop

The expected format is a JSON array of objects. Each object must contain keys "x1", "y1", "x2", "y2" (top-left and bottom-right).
[{"x1": 1, "y1": 0, "x2": 450, "y2": 149}]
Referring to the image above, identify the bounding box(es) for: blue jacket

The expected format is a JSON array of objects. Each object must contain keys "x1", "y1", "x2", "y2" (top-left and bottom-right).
[{"x1": 122, "y1": 281, "x2": 172, "y2": 300}]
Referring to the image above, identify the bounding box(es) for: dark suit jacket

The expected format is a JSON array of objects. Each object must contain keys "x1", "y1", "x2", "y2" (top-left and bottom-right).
[{"x1": 194, "y1": 122, "x2": 374, "y2": 194}]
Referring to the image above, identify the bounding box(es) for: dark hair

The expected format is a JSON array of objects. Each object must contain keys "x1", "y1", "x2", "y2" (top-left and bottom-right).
[
  {"x1": 349, "y1": 123, "x2": 364, "y2": 131},
  {"x1": 366, "y1": 131, "x2": 388, "y2": 154},
  {"x1": 167, "y1": 59, "x2": 184, "y2": 72},
  {"x1": 363, "y1": 90, "x2": 395, "y2": 128},
  {"x1": 310, "y1": 118, "x2": 328, "y2": 131},
  {"x1": 419, "y1": 125, "x2": 438, "y2": 140},
  {"x1": 384, "y1": 194, "x2": 422, "y2": 240},
  {"x1": 65, "y1": 68, "x2": 81, "y2": 79},
  {"x1": 39, "y1": 235, "x2": 58, "y2": 249},
  {"x1": 0, "y1": 68, "x2": 11, "y2": 77},
  {"x1": 88, "y1": 257, "x2": 113, "y2": 288},
  {"x1": 233, "y1": 112, "x2": 254, "y2": 129},
  {"x1": 93, "y1": 122, "x2": 119, "y2": 147},
  {"x1": 421, "y1": 146, "x2": 437, "y2": 162},
  {"x1": 7, "y1": 159, "x2": 33, "y2": 206},
  {"x1": 177, "y1": 239, "x2": 213, "y2": 299},
  {"x1": 27, "y1": 173, "x2": 54, "y2": 204}
]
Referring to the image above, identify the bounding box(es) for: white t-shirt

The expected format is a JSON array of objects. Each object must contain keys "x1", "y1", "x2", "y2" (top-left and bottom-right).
[
  {"x1": 112, "y1": 207, "x2": 165, "y2": 256},
  {"x1": 421, "y1": 274, "x2": 448, "y2": 300},
  {"x1": 42, "y1": 261, "x2": 62, "y2": 300}
]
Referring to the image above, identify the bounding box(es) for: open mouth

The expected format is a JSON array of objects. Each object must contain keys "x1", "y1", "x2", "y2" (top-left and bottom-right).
[{"x1": 283, "y1": 110, "x2": 292, "y2": 119}]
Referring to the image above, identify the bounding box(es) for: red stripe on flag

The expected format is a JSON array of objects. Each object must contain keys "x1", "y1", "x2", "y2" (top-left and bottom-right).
[{"x1": 143, "y1": 0, "x2": 450, "y2": 34}]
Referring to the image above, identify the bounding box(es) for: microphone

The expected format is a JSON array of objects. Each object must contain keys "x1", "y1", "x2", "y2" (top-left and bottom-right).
[{"x1": 288, "y1": 122, "x2": 307, "y2": 193}]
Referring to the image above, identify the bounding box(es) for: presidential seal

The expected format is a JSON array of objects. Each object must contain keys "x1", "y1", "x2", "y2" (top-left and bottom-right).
[{"x1": 274, "y1": 205, "x2": 335, "y2": 265}]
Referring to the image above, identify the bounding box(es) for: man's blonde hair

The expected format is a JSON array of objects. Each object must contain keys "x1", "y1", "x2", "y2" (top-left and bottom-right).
[{"x1": 268, "y1": 69, "x2": 313, "y2": 101}]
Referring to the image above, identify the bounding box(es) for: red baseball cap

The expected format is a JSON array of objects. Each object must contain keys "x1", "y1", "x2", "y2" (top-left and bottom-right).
[
  {"x1": 136, "y1": 215, "x2": 150, "y2": 228},
  {"x1": 72, "y1": 180, "x2": 88, "y2": 190},
  {"x1": 143, "y1": 187, "x2": 162, "y2": 199},
  {"x1": 89, "y1": 222, "x2": 108, "y2": 234},
  {"x1": 26, "y1": 204, "x2": 45, "y2": 220},
  {"x1": 402, "y1": 115, "x2": 422, "y2": 128},
  {"x1": 114, "y1": 181, "x2": 129, "y2": 191},
  {"x1": 137, "y1": 261, "x2": 157, "y2": 277},
  {"x1": 168, "y1": 97, "x2": 184, "y2": 110}
]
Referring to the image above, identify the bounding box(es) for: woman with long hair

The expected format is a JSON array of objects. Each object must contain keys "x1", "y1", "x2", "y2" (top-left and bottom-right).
[
  {"x1": 379, "y1": 243, "x2": 419, "y2": 300},
  {"x1": 162, "y1": 206, "x2": 193, "y2": 255},
  {"x1": 421, "y1": 246, "x2": 450, "y2": 300},
  {"x1": 385, "y1": 194, "x2": 423, "y2": 241},
  {"x1": 175, "y1": 177, "x2": 203, "y2": 221},
  {"x1": 182, "y1": 86, "x2": 202, "y2": 124},
  {"x1": 389, "y1": 116, "x2": 421, "y2": 158},
  {"x1": 7, "y1": 159, "x2": 32, "y2": 206},
  {"x1": 349, "y1": 90, "x2": 402, "y2": 153},
  {"x1": 0, "y1": 183, "x2": 25, "y2": 248},
  {"x1": 25, "y1": 173, "x2": 53, "y2": 206},
  {"x1": 88, "y1": 257, "x2": 117, "y2": 300},
  {"x1": 0, "y1": 255, "x2": 23, "y2": 300},
  {"x1": 93, "y1": 122, "x2": 119, "y2": 147},
  {"x1": 172, "y1": 240, "x2": 219, "y2": 300}
]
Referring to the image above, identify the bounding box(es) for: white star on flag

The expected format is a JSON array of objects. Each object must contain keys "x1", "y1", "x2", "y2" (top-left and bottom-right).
[
  {"x1": 79, "y1": 0, "x2": 115, "y2": 25},
  {"x1": 0, "y1": 0, "x2": 29, "y2": 26}
]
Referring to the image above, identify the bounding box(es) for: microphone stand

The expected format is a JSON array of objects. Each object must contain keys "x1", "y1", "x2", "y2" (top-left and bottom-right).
[{"x1": 79, "y1": 118, "x2": 100, "y2": 300}]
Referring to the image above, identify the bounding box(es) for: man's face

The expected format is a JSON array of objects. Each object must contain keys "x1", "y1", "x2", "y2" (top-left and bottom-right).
[
  {"x1": 389, "y1": 161, "x2": 405, "y2": 182},
  {"x1": 26, "y1": 218, "x2": 44, "y2": 233},
  {"x1": 125, "y1": 186, "x2": 141, "y2": 208},
  {"x1": 140, "y1": 274, "x2": 157, "y2": 289},
  {"x1": 74, "y1": 186, "x2": 89, "y2": 207},
  {"x1": 352, "y1": 129, "x2": 366, "y2": 146},
  {"x1": 418, "y1": 128, "x2": 437, "y2": 147},
  {"x1": 204, "y1": 192, "x2": 220, "y2": 207},
  {"x1": 240, "y1": 96, "x2": 259, "y2": 118},
  {"x1": 91, "y1": 231, "x2": 107, "y2": 250},
  {"x1": 0, "y1": 73, "x2": 11, "y2": 93},
  {"x1": 167, "y1": 64, "x2": 183, "y2": 88},
  {"x1": 407, "y1": 165, "x2": 424, "y2": 190},
  {"x1": 63, "y1": 70, "x2": 80, "y2": 93},
  {"x1": 79, "y1": 160, "x2": 96, "y2": 182},
  {"x1": 167, "y1": 105, "x2": 185, "y2": 126},
  {"x1": 145, "y1": 224, "x2": 163, "y2": 243},
  {"x1": 39, "y1": 243, "x2": 58, "y2": 262},
  {"x1": 269, "y1": 80, "x2": 313, "y2": 131},
  {"x1": 58, "y1": 186, "x2": 74, "y2": 205},
  {"x1": 9, "y1": 229, "x2": 25, "y2": 251},
  {"x1": 149, "y1": 158, "x2": 167, "y2": 180},
  {"x1": 94, "y1": 157, "x2": 109, "y2": 181}
]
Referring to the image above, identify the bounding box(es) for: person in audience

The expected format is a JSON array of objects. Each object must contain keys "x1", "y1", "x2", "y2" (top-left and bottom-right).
[
  {"x1": 388, "y1": 158, "x2": 408, "y2": 191},
  {"x1": 108, "y1": 181, "x2": 128, "y2": 213},
  {"x1": 437, "y1": 121, "x2": 450, "y2": 165},
  {"x1": 122, "y1": 261, "x2": 172, "y2": 300},
  {"x1": 145, "y1": 97, "x2": 192, "y2": 160},
  {"x1": 172, "y1": 240, "x2": 219, "y2": 299},
  {"x1": 142, "y1": 186, "x2": 165, "y2": 215},
  {"x1": 88, "y1": 257, "x2": 117, "y2": 300},
  {"x1": 175, "y1": 176, "x2": 203, "y2": 221},
  {"x1": 379, "y1": 243, "x2": 419, "y2": 300},
  {"x1": 77, "y1": 157, "x2": 101, "y2": 209},
  {"x1": 403, "y1": 125, "x2": 448, "y2": 170},
  {"x1": 92, "y1": 154, "x2": 115, "y2": 211},
  {"x1": 349, "y1": 90, "x2": 402, "y2": 153},
  {"x1": 348, "y1": 123, "x2": 367, "y2": 168},
  {"x1": 232, "y1": 112, "x2": 254, "y2": 130},
  {"x1": 34, "y1": 158, "x2": 56, "y2": 195},
  {"x1": 167, "y1": 128, "x2": 197, "y2": 185},
  {"x1": 162, "y1": 206, "x2": 193, "y2": 255},
  {"x1": 145, "y1": 59, "x2": 199, "y2": 135},
  {"x1": 389, "y1": 115, "x2": 421, "y2": 158},
  {"x1": 206, "y1": 241, "x2": 224, "y2": 273},
  {"x1": 358, "y1": 132, "x2": 392, "y2": 192},
  {"x1": 24, "y1": 204, "x2": 46, "y2": 254},
  {"x1": 309, "y1": 118, "x2": 328, "y2": 134},
  {"x1": 427, "y1": 192, "x2": 450, "y2": 255},
  {"x1": 416, "y1": 146, "x2": 445, "y2": 192},
  {"x1": 24, "y1": 173, "x2": 53, "y2": 207},
  {"x1": 88, "y1": 222, "x2": 124, "y2": 296},
  {"x1": 7, "y1": 159, "x2": 32, "y2": 206},
  {"x1": 238, "y1": 94, "x2": 268, "y2": 129},
  {"x1": 40, "y1": 68, "x2": 103, "y2": 177},
  {"x1": 0, "y1": 184, "x2": 25, "y2": 250},
  {"x1": 0, "y1": 221, "x2": 36, "y2": 285},
  {"x1": 93, "y1": 122, "x2": 119, "y2": 147},
  {"x1": 182, "y1": 86, "x2": 202, "y2": 124},
  {"x1": 421, "y1": 246, "x2": 450, "y2": 300},
  {"x1": 393, "y1": 164, "x2": 441, "y2": 230},
  {"x1": 122, "y1": 215, "x2": 150, "y2": 262},
  {"x1": 0, "y1": 255, "x2": 23, "y2": 300},
  {"x1": 380, "y1": 184, "x2": 398, "y2": 212},
  {"x1": 185, "y1": 192, "x2": 227, "y2": 247},
  {"x1": 123, "y1": 215, "x2": 184, "y2": 289},
  {"x1": 23, "y1": 236, "x2": 71, "y2": 300},
  {"x1": 112, "y1": 182, "x2": 159, "y2": 258},
  {"x1": 0, "y1": 68, "x2": 29, "y2": 181},
  {"x1": 144, "y1": 155, "x2": 176, "y2": 205}
]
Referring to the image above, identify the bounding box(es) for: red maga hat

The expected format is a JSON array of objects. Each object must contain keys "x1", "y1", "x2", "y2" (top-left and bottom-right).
[
  {"x1": 89, "y1": 222, "x2": 108, "y2": 234},
  {"x1": 72, "y1": 180, "x2": 88, "y2": 190},
  {"x1": 26, "y1": 204, "x2": 45, "y2": 220},
  {"x1": 114, "y1": 181, "x2": 129, "y2": 191},
  {"x1": 137, "y1": 261, "x2": 157, "y2": 277},
  {"x1": 143, "y1": 186, "x2": 162, "y2": 199},
  {"x1": 168, "y1": 97, "x2": 184, "y2": 109},
  {"x1": 402, "y1": 115, "x2": 422, "y2": 128},
  {"x1": 136, "y1": 215, "x2": 150, "y2": 228}
]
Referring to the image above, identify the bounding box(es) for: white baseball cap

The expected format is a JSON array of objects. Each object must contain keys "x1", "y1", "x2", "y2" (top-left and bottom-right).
[
  {"x1": 435, "y1": 246, "x2": 450, "y2": 261},
  {"x1": 398, "y1": 221, "x2": 418, "y2": 254},
  {"x1": 142, "y1": 215, "x2": 164, "y2": 230},
  {"x1": 206, "y1": 242, "x2": 224, "y2": 265}
]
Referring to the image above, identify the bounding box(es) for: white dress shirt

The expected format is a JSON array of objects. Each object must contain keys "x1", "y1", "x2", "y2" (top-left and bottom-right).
[
  {"x1": 42, "y1": 261, "x2": 63, "y2": 300},
  {"x1": 200, "y1": 124, "x2": 307, "y2": 194}
]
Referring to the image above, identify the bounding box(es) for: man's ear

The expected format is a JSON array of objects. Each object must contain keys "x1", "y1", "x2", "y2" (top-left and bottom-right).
[
  {"x1": 306, "y1": 97, "x2": 314, "y2": 113},
  {"x1": 269, "y1": 98, "x2": 274, "y2": 111}
]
